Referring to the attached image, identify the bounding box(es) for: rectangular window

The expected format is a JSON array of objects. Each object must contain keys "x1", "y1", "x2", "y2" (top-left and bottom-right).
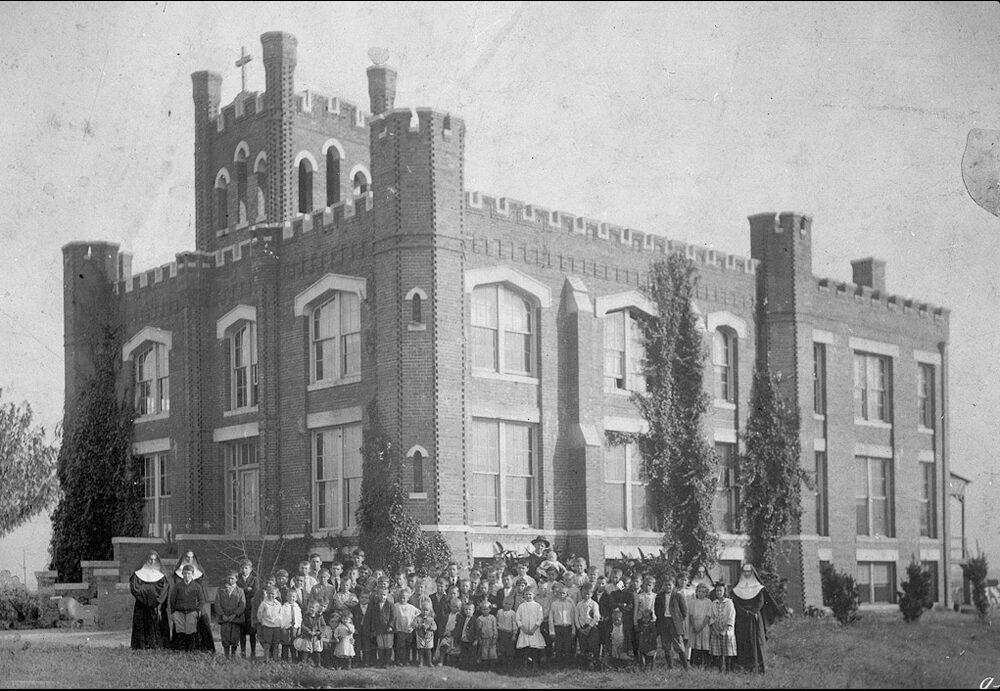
[
  {"x1": 604, "y1": 444, "x2": 627, "y2": 530},
  {"x1": 603, "y1": 441, "x2": 651, "y2": 531},
  {"x1": 813, "y1": 343, "x2": 826, "y2": 415},
  {"x1": 921, "y1": 560, "x2": 939, "y2": 603},
  {"x1": 714, "y1": 442, "x2": 740, "y2": 533},
  {"x1": 312, "y1": 293, "x2": 361, "y2": 384},
  {"x1": 713, "y1": 331, "x2": 737, "y2": 403},
  {"x1": 231, "y1": 323, "x2": 258, "y2": 409},
  {"x1": 313, "y1": 424, "x2": 362, "y2": 531},
  {"x1": 603, "y1": 311, "x2": 626, "y2": 391},
  {"x1": 470, "y1": 418, "x2": 536, "y2": 527},
  {"x1": 920, "y1": 461, "x2": 937, "y2": 538},
  {"x1": 136, "y1": 343, "x2": 169, "y2": 416},
  {"x1": 225, "y1": 441, "x2": 259, "y2": 535},
  {"x1": 918, "y1": 364, "x2": 934, "y2": 430},
  {"x1": 854, "y1": 352, "x2": 891, "y2": 422},
  {"x1": 855, "y1": 455, "x2": 894, "y2": 537},
  {"x1": 603, "y1": 311, "x2": 647, "y2": 393},
  {"x1": 471, "y1": 286, "x2": 498, "y2": 371},
  {"x1": 857, "y1": 561, "x2": 896, "y2": 604},
  {"x1": 815, "y1": 451, "x2": 829, "y2": 536},
  {"x1": 471, "y1": 285, "x2": 536, "y2": 376}
]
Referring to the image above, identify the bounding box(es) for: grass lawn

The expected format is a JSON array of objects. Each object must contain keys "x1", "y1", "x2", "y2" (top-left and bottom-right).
[{"x1": 0, "y1": 610, "x2": 996, "y2": 688}]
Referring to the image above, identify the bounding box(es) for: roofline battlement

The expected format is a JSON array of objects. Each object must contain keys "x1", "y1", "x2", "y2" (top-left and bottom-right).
[
  {"x1": 815, "y1": 276, "x2": 949, "y2": 324},
  {"x1": 115, "y1": 250, "x2": 215, "y2": 296},
  {"x1": 465, "y1": 190, "x2": 759, "y2": 275}
]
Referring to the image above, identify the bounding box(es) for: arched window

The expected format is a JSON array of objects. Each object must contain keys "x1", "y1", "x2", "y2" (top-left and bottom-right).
[
  {"x1": 471, "y1": 284, "x2": 536, "y2": 376},
  {"x1": 352, "y1": 169, "x2": 369, "y2": 196},
  {"x1": 235, "y1": 150, "x2": 248, "y2": 226},
  {"x1": 713, "y1": 329, "x2": 737, "y2": 403},
  {"x1": 326, "y1": 148, "x2": 341, "y2": 206},
  {"x1": 298, "y1": 158, "x2": 314, "y2": 213},
  {"x1": 217, "y1": 305, "x2": 259, "y2": 411},
  {"x1": 123, "y1": 326, "x2": 173, "y2": 420},
  {"x1": 254, "y1": 153, "x2": 268, "y2": 221},
  {"x1": 214, "y1": 169, "x2": 230, "y2": 231}
]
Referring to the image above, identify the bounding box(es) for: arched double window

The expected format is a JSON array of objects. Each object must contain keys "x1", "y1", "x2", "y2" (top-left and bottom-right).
[
  {"x1": 295, "y1": 151, "x2": 318, "y2": 214},
  {"x1": 122, "y1": 327, "x2": 173, "y2": 419},
  {"x1": 323, "y1": 139, "x2": 345, "y2": 206}
]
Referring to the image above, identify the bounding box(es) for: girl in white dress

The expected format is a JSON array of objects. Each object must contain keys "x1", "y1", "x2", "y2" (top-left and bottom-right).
[{"x1": 514, "y1": 588, "x2": 545, "y2": 669}]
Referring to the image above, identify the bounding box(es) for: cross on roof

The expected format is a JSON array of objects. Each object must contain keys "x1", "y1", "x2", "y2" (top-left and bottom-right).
[{"x1": 235, "y1": 46, "x2": 252, "y2": 93}]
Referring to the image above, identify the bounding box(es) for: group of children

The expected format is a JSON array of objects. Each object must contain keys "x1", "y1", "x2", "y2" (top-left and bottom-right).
[{"x1": 138, "y1": 542, "x2": 746, "y2": 674}]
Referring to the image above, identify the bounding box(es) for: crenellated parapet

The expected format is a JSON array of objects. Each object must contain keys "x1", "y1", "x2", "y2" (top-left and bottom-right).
[
  {"x1": 116, "y1": 250, "x2": 215, "y2": 295},
  {"x1": 815, "y1": 277, "x2": 949, "y2": 324},
  {"x1": 213, "y1": 89, "x2": 372, "y2": 133},
  {"x1": 465, "y1": 190, "x2": 759, "y2": 274}
]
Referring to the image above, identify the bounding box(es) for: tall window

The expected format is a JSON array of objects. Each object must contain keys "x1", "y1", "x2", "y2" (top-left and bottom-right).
[
  {"x1": 225, "y1": 441, "x2": 259, "y2": 535},
  {"x1": 713, "y1": 329, "x2": 737, "y2": 403},
  {"x1": 854, "y1": 352, "x2": 891, "y2": 422},
  {"x1": 326, "y1": 148, "x2": 341, "y2": 206},
  {"x1": 857, "y1": 562, "x2": 896, "y2": 604},
  {"x1": 412, "y1": 450, "x2": 424, "y2": 494},
  {"x1": 918, "y1": 364, "x2": 935, "y2": 430},
  {"x1": 235, "y1": 153, "x2": 248, "y2": 225},
  {"x1": 855, "y1": 456, "x2": 894, "y2": 537},
  {"x1": 470, "y1": 419, "x2": 536, "y2": 527},
  {"x1": 139, "y1": 453, "x2": 171, "y2": 538},
  {"x1": 604, "y1": 310, "x2": 647, "y2": 393},
  {"x1": 136, "y1": 343, "x2": 169, "y2": 416},
  {"x1": 255, "y1": 157, "x2": 267, "y2": 221},
  {"x1": 313, "y1": 424, "x2": 363, "y2": 531},
  {"x1": 815, "y1": 451, "x2": 829, "y2": 536},
  {"x1": 813, "y1": 343, "x2": 827, "y2": 415},
  {"x1": 471, "y1": 285, "x2": 535, "y2": 376},
  {"x1": 411, "y1": 294, "x2": 422, "y2": 324},
  {"x1": 298, "y1": 158, "x2": 314, "y2": 213},
  {"x1": 311, "y1": 293, "x2": 361, "y2": 383},
  {"x1": 920, "y1": 461, "x2": 937, "y2": 538},
  {"x1": 216, "y1": 184, "x2": 229, "y2": 230},
  {"x1": 714, "y1": 442, "x2": 740, "y2": 533},
  {"x1": 604, "y1": 441, "x2": 651, "y2": 530},
  {"x1": 231, "y1": 323, "x2": 258, "y2": 409}
]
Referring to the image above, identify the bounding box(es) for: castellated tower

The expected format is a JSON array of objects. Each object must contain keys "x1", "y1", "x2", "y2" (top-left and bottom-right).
[
  {"x1": 62, "y1": 242, "x2": 123, "y2": 422},
  {"x1": 368, "y1": 66, "x2": 468, "y2": 555}
]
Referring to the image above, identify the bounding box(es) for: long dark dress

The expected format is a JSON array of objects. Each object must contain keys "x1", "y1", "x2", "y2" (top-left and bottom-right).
[
  {"x1": 130, "y1": 572, "x2": 169, "y2": 650},
  {"x1": 731, "y1": 588, "x2": 780, "y2": 673},
  {"x1": 171, "y1": 572, "x2": 216, "y2": 653}
]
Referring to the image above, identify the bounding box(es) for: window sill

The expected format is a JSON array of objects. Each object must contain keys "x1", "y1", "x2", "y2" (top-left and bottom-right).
[
  {"x1": 308, "y1": 375, "x2": 362, "y2": 391},
  {"x1": 408, "y1": 492, "x2": 428, "y2": 500},
  {"x1": 407, "y1": 323, "x2": 427, "y2": 332},
  {"x1": 311, "y1": 527, "x2": 360, "y2": 538},
  {"x1": 471, "y1": 370, "x2": 539, "y2": 386},
  {"x1": 918, "y1": 426, "x2": 934, "y2": 435},
  {"x1": 605, "y1": 388, "x2": 631, "y2": 397},
  {"x1": 714, "y1": 400, "x2": 736, "y2": 411},
  {"x1": 136, "y1": 412, "x2": 170, "y2": 424},
  {"x1": 602, "y1": 529, "x2": 664, "y2": 538},
  {"x1": 854, "y1": 418, "x2": 892, "y2": 429},
  {"x1": 813, "y1": 413, "x2": 826, "y2": 421},
  {"x1": 224, "y1": 406, "x2": 259, "y2": 418},
  {"x1": 215, "y1": 229, "x2": 229, "y2": 238}
]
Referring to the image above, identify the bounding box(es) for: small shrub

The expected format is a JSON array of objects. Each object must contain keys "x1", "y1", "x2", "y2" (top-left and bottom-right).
[
  {"x1": 961, "y1": 550, "x2": 990, "y2": 622},
  {"x1": 898, "y1": 558, "x2": 934, "y2": 622},
  {"x1": 820, "y1": 562, "x2": 861, "y2": 626},
  {"x1": 0, "y1": 584, "x2": 41, "y2": 629}
]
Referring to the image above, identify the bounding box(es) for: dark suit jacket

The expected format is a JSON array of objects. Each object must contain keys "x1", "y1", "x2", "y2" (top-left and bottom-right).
[{"x1": 654, "y1": 590, "x2": 689, "y2": 638}]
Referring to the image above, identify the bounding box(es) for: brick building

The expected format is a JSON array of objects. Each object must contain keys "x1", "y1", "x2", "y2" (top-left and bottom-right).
[{"x1": 62, "y1": 31, "x2": 954, "y2": 611}]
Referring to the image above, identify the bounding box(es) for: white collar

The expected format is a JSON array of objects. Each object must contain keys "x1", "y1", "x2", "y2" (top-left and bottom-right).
[
  {"x1": 732, "y1": 578, "x2": 764, "y2": 600},
  {"x1": 176, "y1": 568, "x2": 204, "y2": 580},
  {"x1": 134, "y1": 567, "x2": 164, "y2": 583}
]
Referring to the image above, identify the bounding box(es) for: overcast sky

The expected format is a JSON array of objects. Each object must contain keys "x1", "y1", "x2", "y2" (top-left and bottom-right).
[{"x1": 1, "y1": 2, "x2": 998, "y2": 585}]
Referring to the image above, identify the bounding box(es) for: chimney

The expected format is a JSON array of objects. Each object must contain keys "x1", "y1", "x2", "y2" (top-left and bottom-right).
[
  {"x1": 851, "y1": 257, "x2": 886, "y2": 293},
  {"x1": 367, "y1": 65, "x2": 397, "y2": 116}
]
